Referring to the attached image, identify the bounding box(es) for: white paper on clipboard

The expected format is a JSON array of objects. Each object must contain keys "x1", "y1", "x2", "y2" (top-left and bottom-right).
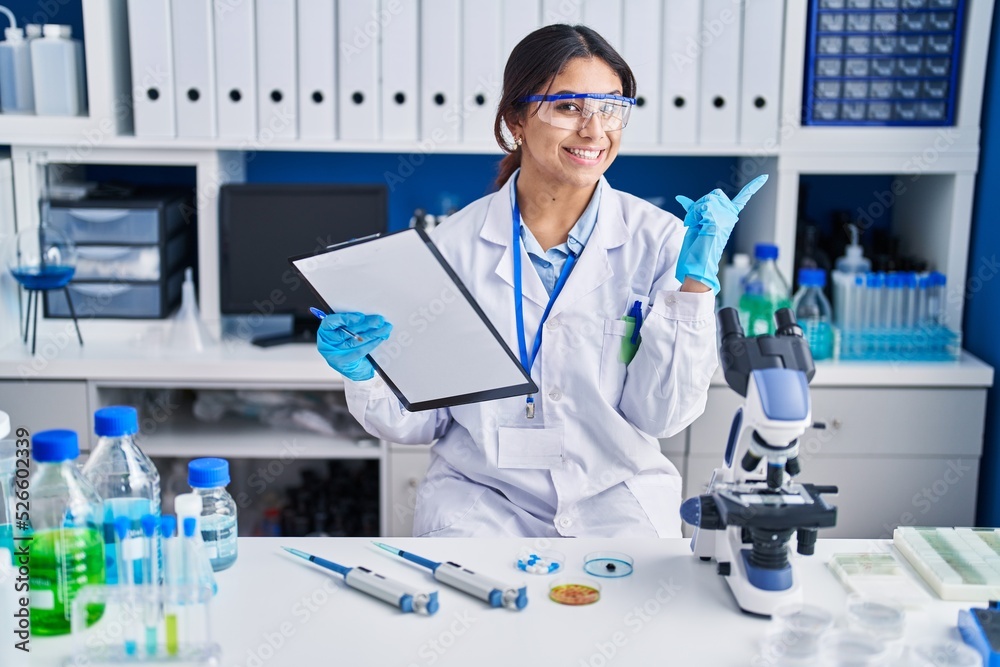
[{"x1": 289, "y1": 228, "x2": 537, "y2": 411}]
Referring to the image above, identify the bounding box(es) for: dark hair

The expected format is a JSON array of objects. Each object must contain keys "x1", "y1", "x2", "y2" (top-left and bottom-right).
[{"x1": 494, "y1": 24, "x2": 636, "y2": 189}]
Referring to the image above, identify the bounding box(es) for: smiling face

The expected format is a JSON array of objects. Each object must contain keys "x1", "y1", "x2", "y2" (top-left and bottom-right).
[{"x1": 509, "y1": 57, "x2": 624, "y2": 193}]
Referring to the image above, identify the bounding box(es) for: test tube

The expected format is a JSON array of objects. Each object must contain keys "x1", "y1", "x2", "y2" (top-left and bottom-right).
[
  {"x1": 904, "y1": 272, "x2": 917, "y2": 330},
  {"x1": 163, "y1": 516, "x2": 180, "y2": 655},
  {"x1": 114, "y1": 517, "x2": 138, "y2": 656},
  {"x1": 917, "y1": 274, "x2": 930, "y2": 327},
  {"x1": 140, "y1": 514, "x2": 159, "y2": 656}
]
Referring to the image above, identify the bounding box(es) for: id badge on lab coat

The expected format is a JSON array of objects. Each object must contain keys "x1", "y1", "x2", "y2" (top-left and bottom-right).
[{"x1": 498, "y1": 426, "x2": 564, "y2": 469}]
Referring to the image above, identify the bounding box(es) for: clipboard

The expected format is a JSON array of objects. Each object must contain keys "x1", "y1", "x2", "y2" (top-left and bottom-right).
[{"x1": 289, "y1": 227, "x2": 538, "y2": 411}]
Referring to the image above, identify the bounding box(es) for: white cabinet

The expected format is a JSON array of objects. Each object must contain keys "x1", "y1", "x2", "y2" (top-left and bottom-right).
[
  {"x1": 685, "y1": 384, "x2": 988, "y2": 538},
  {"x1": 0, "y1": 380, "x2": 91, "y2": 444},
  {"x1": 387, "y1": 444, "x2": 432, "y2": 537}
]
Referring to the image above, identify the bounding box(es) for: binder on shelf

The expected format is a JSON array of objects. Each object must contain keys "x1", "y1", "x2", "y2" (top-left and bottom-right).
[
  {"x1": 171, "y1": 0, "x2": 216, "y2": 139},
  {"x1": 661, "y1": 0, "x2": 701, "y2": 145},
  {"x1": 338, "y1": 0, "x2": 380, "y2": 141},
  {"x1": 380, "y1": 0, "x2": 418, "y2": 142},
  {"x1": 622, "y1": 0, "x2": 662, "y2": 145},
  {"x1": 698, "y1": 0, "x2": 742, "y2": 145},
  {"x1": 462, "y1": 0, "x2": 502, "y2": 144},
  {"x1": 501, "y1": 0, "x2": 541, "y2": 59},
  {"x1": 214, "y1": 0, "x2": 257, "y2": 140},
  {"x1": 127, "y1": 0, "x2": 175, "y2": 138},
  {"x1": 297, "y1": 0, "x2": 336, "y2": 141},
  {"x1": 255, "y1": 0, "x2": 298, "y2": 141},
  {"x1": 739, "y1": 0, "x2": 784, "y2": 146},
  {"x1": 582, "y1": 0, "x2": 622, "y2": 50},
  {"x1": 420, "y1": 0, "x2": 461, "y2": 143},
  {"x1": 542, "y1": 0, "x2": 582, "y2": 25}
]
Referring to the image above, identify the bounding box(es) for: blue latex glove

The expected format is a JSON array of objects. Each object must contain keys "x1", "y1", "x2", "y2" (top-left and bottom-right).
[
  {"x1": 316, "y1": 312, "x2": 393, "y2": 381},
  {"x1": 674, "y1": 174, "x2": 769, "y2": 294}
]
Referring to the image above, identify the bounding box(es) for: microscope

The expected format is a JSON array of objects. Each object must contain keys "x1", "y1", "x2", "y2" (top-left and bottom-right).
[{"x1": 681, "y1": 307, "x2": 838, "y2": 617}]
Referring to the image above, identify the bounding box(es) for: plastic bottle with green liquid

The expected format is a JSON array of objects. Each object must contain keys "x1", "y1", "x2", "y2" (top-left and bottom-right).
[
  {"x1": 28, "y1": 429, "x2": 105, "y2": 635},
  {"x1": 739, "y1": 243, "x2": 792, "y2": 337}
]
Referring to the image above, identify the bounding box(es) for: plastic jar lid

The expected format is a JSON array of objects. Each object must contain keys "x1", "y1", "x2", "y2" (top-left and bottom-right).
[
  {"x1": 583, "y1": 551, "x2": 634, "y2": 578},
  {"x1": 548, "y1": 578, "x2": 601, "y2": 606},
  {"x1": 514, "y1": 548, "x2": 564, "y2": 575},
  {"x1": 771, "y1": 603, "x2": 835, "y2": 637}
]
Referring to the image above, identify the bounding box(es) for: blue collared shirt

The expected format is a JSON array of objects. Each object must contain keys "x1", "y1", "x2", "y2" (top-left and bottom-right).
[{"x1": 511, "y1": 171, "x2": 602, "y2": 294}]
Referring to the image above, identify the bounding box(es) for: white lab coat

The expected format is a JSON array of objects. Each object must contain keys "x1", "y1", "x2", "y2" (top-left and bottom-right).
[{"x1": 344, "y1": 175, "x2": 718, "y2": 537}]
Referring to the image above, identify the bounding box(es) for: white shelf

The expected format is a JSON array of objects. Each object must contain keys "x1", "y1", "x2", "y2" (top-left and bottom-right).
[{"x1": 134, "y1": 415, "x2": 380, "y2": 460}]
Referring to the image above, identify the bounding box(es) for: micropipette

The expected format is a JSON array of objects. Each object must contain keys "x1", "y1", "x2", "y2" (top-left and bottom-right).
[
  {"x1": 373, "y1": 542, "x2": 528, "y2": 610},
  {"x1": 114, "y1": 516, "x2": 139, "y2": 656},
  {"x1": 140, "y1": 514, "x2": 159, "y2": 656},
  {"x1": 281, "y1": 546, "x2": 438, "y2": 615}
]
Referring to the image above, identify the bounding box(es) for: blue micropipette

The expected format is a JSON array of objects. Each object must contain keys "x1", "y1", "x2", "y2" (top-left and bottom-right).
[
  {"x1": 373, "y1": 542, "x2": 527, "y2": 610},
  {"x1": 281, "y1": 546, "x2": 438, "y2": 615},
  {"x1": 114, "y1": 516, "x2": 138, "y2": 656}
]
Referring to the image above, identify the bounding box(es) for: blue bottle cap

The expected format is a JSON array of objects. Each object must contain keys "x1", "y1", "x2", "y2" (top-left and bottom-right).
[
  {"x1": 754, "y1": 243, "x2": 779, "y2": 260},
  {"x1": 905, "y1": 272, "x2": 918, "y2": 288},
  {"x1": 798, "y1": 268, "x2": 826, "y2": 288},
  {"x1": 183, "y1": 517, "x2": 197, "y2": 538},
  {"x1": 114, "y1": 516, "x2": 131, "y2": 541},
  {"x1": 161, "y1": 515, "x2": 177, "y2": 539},
  {"x1": 32, "y1": 429, "x2": 79, "y2": 463},
  {"x1": 140, "y1": 514, "x2": 158, "y2": 538},
  {"x1": 94, "y1": 405, "x2": 139, "y2": 437},
  {"x1": 188, "y1": 458, "x2": 231, "y2": 488}
]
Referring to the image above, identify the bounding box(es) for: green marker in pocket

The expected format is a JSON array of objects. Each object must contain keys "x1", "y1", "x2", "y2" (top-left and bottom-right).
[{"x1": 620, "y1": 300, "x2": 644, "y2": 364}]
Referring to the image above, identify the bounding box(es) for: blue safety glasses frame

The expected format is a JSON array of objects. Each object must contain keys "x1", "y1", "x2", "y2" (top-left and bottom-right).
[{"x1": 518, "y1": 93, "x2": 637, "y2": 131}]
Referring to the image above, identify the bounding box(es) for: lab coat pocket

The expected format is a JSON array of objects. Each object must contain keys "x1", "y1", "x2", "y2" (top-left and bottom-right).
[
  {"x1": 599, "y1": 319, "x2": 630, "y2": 404},
  {"x1": 624, "y1": 474, "x2": 683, "y2": 538}
]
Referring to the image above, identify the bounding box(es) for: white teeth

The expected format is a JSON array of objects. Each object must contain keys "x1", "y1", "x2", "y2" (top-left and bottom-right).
[{"x1": 567, "y1": 148, "x2": 601, "y2": 160}]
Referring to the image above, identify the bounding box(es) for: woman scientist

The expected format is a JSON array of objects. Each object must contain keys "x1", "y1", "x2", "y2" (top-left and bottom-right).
[{"x1": 317, "y1": 24, "x2": 767, "y2": 538}]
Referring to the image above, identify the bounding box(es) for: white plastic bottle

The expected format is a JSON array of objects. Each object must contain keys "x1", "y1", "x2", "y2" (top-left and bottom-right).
[
  {"x1": 835, "y1": 225, "x2": 872, "y2": 274},
  {"x1": 0, "y1": 26, "x2": 35, "y2": 113},
  {"x1": 721, "y1": 253, "x2": 751, "y2": 310},
  {"x1": 31, "y1": 24, "x2": 86, "y2": 116}
]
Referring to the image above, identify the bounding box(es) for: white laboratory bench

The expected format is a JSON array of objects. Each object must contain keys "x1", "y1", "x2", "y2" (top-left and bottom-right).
[{"x1": 28, "y1": 537, "x2": 982, "y2": 667}]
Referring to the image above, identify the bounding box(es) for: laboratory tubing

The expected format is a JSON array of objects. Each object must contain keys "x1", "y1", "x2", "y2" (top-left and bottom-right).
[
  {"x1": 0, "y1": 15, "x2": 36, "y2": 114},
  {"x1": 83, "y1": 405, "x2": 161, "y2": 585},
  {"x1": 187, "y1": 458, "x2": 238, "y2": 571},
  {"x1": 28, "y1": 429, "x2": 105, "y2": 635},
  {"x1": 738, "y1": 243, "x2": 791, "y2": 337},
  {"x1": 282, "y1": 546, "x2": 439, "y2": 615},
  {"x1": 30, "y1": 24, "x2": 86, "y2": 116},
  {"x1": 174, "y1": 493, "x2": 218, "y2": 595},
  {"x1": 793, "y1": 269, "x2": 835, "y2": 361},
  {"x1": 374, "y1": 541, "x2": 528, "y2": 610}
]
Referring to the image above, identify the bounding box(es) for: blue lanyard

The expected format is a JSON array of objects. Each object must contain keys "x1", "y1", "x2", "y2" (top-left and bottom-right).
[{"x1": 512, "y1": 197, "x2": 578, "y2": 417}]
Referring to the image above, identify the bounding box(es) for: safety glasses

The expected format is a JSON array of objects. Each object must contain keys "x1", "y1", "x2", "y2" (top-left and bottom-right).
[{"x1": 519, "y1": 93, "x2": 636, "y2": 131}]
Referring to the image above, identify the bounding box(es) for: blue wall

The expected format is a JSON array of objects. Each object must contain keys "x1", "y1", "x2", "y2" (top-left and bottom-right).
[{"x1": 965, "y1": 8, "x2": 1000, "y2": 526}]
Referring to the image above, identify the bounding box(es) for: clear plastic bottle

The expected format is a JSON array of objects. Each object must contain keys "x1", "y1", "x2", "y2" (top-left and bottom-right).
[
  {"x1": 28, "y1": 429, "x2": 105, "y2": 635},
  {"x1": 793, "y1": 268, "x2": 835, "y2": 361},
  {"x1": 739, "y1": 243, "x2": 792, "y2": 337},
  {"x1": 82, "y1": 405, "x2": 161, "y2": 585},
  {"x1": 0, "y1": 438, "x2": 13, "y2": 560},
  {"x1": 188, "y1": 458, "x2": 238, "y2": 571},
  {"x1": 30, "y1": 24, "x2": 86, "y2": 116},
  {"x1": 0, "y1": 26, "x2": 35, "y2": 113},
  {"x1": 721, "y1": 253, "x2": 751, "y2": 310}
]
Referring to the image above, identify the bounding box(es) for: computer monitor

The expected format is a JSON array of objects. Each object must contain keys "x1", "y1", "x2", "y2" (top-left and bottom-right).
[{"x1": 218, "y1": 183, "x2": 388, "y2": 347}]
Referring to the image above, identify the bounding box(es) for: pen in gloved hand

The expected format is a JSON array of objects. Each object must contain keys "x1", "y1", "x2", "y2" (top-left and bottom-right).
[{"x1": 310, "y1": 307, "x2": 363, "y2": 341}]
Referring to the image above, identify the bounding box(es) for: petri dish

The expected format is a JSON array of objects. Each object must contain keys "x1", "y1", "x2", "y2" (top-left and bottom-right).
[
  {"x1": 769, "y1": 603, "x2": 834, "y2": 657},
  {"x1": 818, "y1": 630, "x2": 888, "y2": 666},
  {"x1": 514, "y1": 548, "x2": 565, "y2": 575},
  {"x1": 911, "y1": 642, "x2": 983, "y2": 667},
  {"x1": 548, "y1": 578, "x2": 601, "y2": 606},
  {"x1": 583, "y1": 551, "x2": 634, "y2": 578},
  {"x1": 845, "y1": 595, "x2": 906, "y2": 642},
  {"x1": 759, "y1": 631, "x2": 821, "y2": 667}
]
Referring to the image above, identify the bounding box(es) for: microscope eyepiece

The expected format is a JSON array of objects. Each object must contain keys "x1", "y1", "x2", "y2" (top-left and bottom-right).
[
  {"x1": 774, "y1": 308, "x2": 803, "y2": 337},
  {"x1": 717, "y1": 307, "x2": 744, "y2": 341}
]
